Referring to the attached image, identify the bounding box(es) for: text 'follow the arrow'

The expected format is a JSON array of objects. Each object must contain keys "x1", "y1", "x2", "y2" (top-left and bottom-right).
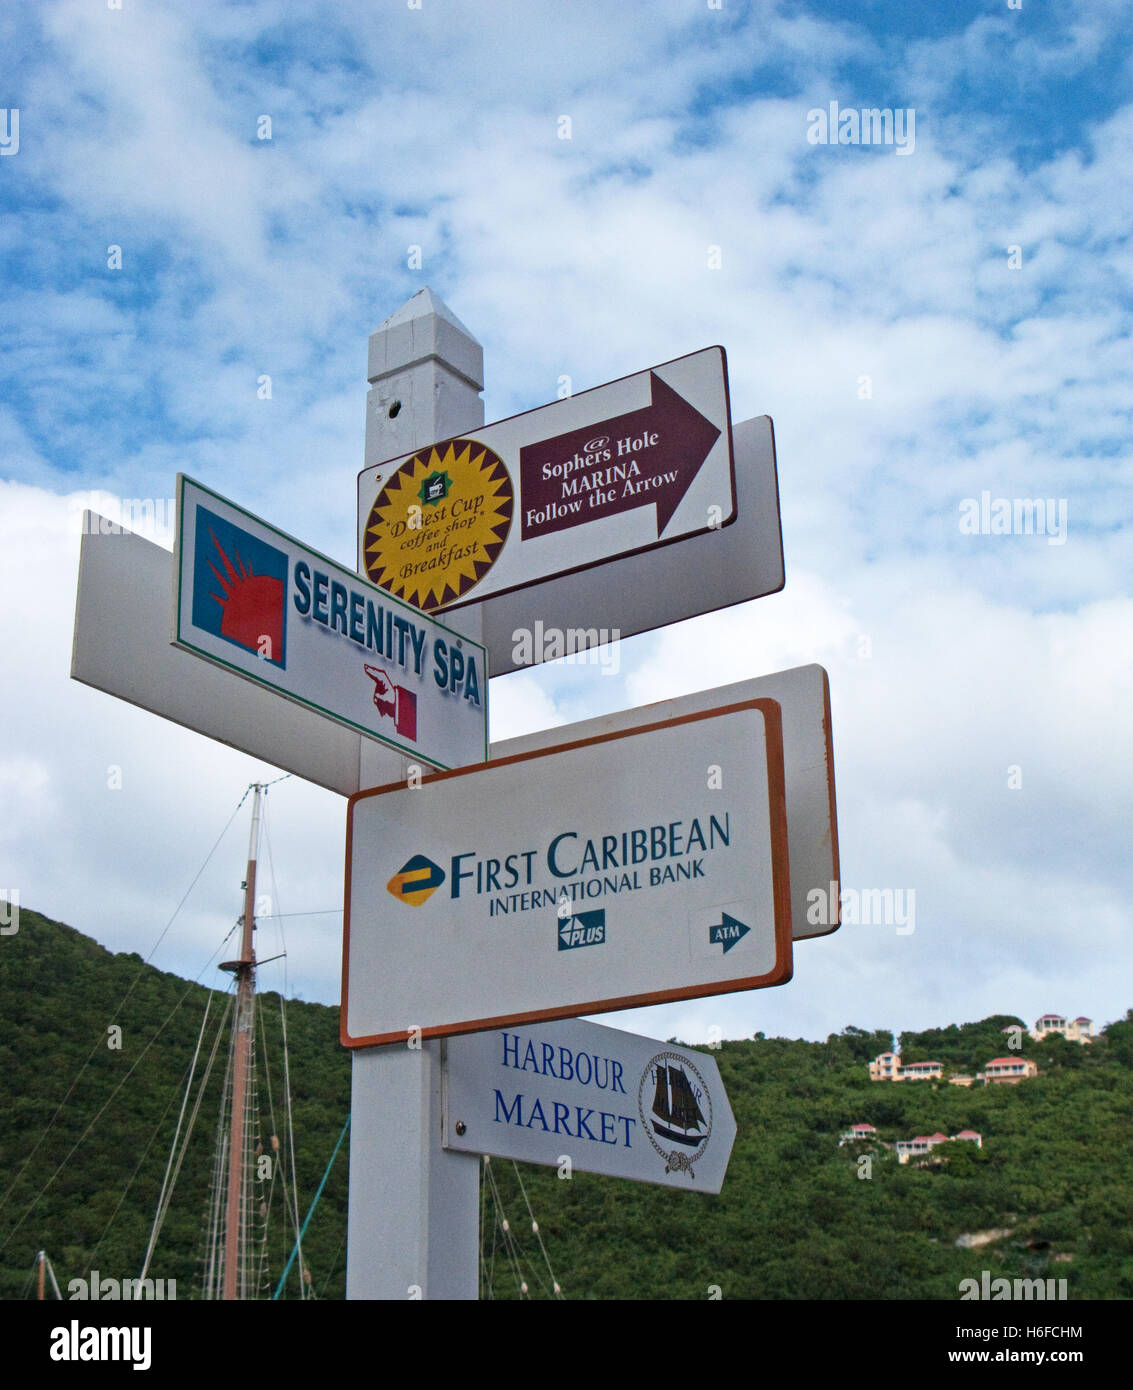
[{"x1": 519, "y1": 373, "x2": 722, "y2": 542}]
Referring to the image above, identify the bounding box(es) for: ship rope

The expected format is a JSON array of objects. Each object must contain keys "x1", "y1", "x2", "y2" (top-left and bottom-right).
[
  {"x1": 253, "y1": 994, "x2": 284, "y2": 1296},
  {"x1": 246, "y1": 1019, "x2": 269, "y2": 1298},
  {"x1": 480, "y1": 1156, "x2": 528, "y2": 1298},
  {"x1": 479, "y1": 1156, "x2": 565, "y2": 1300},
  {"x1": 82, "y1": 1003, "x2": 216, "y2": 1282},
  {"x1": 273, "y1": 1116, "x2": 350, "y2": 1299},
  {"x1": 509, "y1": 1160, "x2": 564, "y2": 1298},
  {"x1": 0, "y1": 941, "x2": 238, "y2": 1261},
  {"x1": 20, "y1": 1251, "x2": 64, "y2": 1300},
  {"x1": 2, "y1": 775, "x2": 330, "y2": 1300},
  {"x1": 277, "y1": 996, "x2": 309, "y2": 1295},
  {"x1": 198, "y1": 1044, "x2": 233, "y2": 1299},
  {"x1": 140, "y1": 991, "x2": 232, "y2": 1283},
  {"x1": 198, "y1": 973, "x2": 264, "y2": 1300},
  {"x1": 199, "y1": 991, "x2": 239, "y2": 1299},
  {"x1": 0, "y1": 786, "x2": 254, "y2": 1240},
  {"x1": 260, "y1": 790, "x2": 312, "y2": 1297},
  {"x1": 479, "y1": 1157, "x2": 491, "y2": 1296}
]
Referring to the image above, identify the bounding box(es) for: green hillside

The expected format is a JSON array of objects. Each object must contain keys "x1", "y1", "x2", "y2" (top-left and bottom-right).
[
  {"x1": 2, "y1": 908, "x2": 1130, "y2": 1299},
  {"x1": 0, "y1": 908, "x2": 350, "y2": 1300}
]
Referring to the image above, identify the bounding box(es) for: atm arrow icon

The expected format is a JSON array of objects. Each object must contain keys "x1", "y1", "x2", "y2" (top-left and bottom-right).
[{"x1": 709, "y1": 913, "x2": 750, "y2": 954}]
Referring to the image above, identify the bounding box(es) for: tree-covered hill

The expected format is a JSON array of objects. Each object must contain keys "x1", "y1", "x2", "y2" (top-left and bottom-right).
[
  {"x1": 487, "y1": 1019, "x2": 1133, "y2": 1299},
  {"x1": 2, "y1": 907, "x2": 1130, "y2": 1299}
]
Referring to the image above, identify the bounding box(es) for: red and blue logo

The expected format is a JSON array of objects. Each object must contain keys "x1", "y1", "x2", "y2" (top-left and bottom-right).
[{"x1": 192, "y1": 507, "x2": 288, "y2": 669}]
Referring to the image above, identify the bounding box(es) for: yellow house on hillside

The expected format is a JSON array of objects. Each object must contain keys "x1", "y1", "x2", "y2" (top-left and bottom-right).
[
  {"x1": 1031, "y1": 1014, "x2": 1094, "y2": 1044},
  {"x1": 868, "y1": 1052, "x2": 943, "y2": 1082}
]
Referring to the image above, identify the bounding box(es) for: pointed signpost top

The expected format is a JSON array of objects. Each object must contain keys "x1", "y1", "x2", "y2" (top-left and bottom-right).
[
  {"x1": 364, "y1": 287, "x2": 485, "y2": 472},
  {"x1": 367, "y1": 286, "x2": 484, "y2": 390},
  {"x1": 378, "y1": 285, "x2": 476, "y2": 336}
]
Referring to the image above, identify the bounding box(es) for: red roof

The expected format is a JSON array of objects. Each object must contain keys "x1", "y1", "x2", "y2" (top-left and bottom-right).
[
  {"x1": 904, "y1": 1060, "x2": 941, "y2": 1068},
  {"x1": 1074, "y1": 1016, "x2": 1091, "y2": 1023},
  {"x1": 986, "y1": 1057, "x2": 1025, "y2": 1066},
  {"x1": 851, "y1": 1123, "x2": 875, "y2": 1132},
  {"x1": 955, "y1": 1130, "x2": 980, "y2": 1139},
  {"x1": 928, "y1": 1132, "x2": 948, "y2": 1142},
  {"x1": 1038, "y1": 1014, "x2": 1063, "y2": 1021}
]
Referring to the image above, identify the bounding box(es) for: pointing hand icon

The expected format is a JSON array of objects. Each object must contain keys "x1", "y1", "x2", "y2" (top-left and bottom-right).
[{"x1": 364, "y1": 665, "x2": 396, "y2": 721}]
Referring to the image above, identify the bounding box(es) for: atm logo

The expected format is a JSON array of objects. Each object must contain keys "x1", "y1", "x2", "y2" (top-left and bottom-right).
[
  {"x1": 192, "y1": 506, "x2": 287, "y2": 669},
  {"x1": 387, "y1": 854, "x2": 445, "y2": 906},
  {"x1": 558, "y1": 909, "x2": 606, "y2": 951}
]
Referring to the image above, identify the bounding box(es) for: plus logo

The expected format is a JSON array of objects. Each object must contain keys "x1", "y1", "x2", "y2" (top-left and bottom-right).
[{"x1": 557, "y1": 908, "x2": 606, "y2": 951}]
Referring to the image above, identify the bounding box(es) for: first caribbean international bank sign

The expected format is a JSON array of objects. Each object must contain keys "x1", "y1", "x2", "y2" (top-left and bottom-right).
[
  {"x1": 173, "y1": 475, "x2": 488, "y2": 770},
  {"x1": 342, "y1": 699, "x2": 793, "y2": 1048}
]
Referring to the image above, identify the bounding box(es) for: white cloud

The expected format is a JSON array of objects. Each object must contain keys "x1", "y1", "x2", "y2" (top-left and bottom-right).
[{"x1": 2, "y1": 2, "x2": 1129, "y2": 1047}]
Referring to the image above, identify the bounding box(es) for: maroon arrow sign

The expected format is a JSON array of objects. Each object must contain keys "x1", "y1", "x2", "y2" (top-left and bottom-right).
[{"x1": 519, "y1": 373, "x2": 722, "y2": 542}]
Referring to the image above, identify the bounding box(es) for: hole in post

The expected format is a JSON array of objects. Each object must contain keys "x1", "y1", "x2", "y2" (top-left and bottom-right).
[{"x1": 388, "y1": 400, "x2": 402, "y2": 418}]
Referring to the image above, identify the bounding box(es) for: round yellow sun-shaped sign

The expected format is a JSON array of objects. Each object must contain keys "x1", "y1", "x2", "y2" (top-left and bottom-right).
[{"x1": 362, "y1": 440, "x2": 514, "y2": 611}]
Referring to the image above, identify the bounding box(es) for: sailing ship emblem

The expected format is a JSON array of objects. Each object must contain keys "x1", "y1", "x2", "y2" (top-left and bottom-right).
[{"x1": 637, "y1": 1052, "x2": 713, "y2": 1179}]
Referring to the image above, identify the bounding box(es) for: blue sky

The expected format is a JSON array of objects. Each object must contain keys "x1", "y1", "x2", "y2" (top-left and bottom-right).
[{"x1": 1, "y1": 0, "x2": 1130, "y2": 1048}]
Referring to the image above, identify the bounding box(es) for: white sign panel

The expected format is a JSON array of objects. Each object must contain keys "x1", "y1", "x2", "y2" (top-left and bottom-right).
[
  {"x1": 173, "y1": 476, "x2": 488, "y2": 771},
  {"x1": 494, "y1": 665, "x2": 840, "y2": 941},
  {"x1": 356, "y1": 347, "x2": 734, "y2": 615},
  {"x1": 342, "y1": 699, "x2": 793, "y2": 1048},
  {"x1": 72, "y1": 517, "x2": 370, "y2": 794},
  {"x1": 444, "y1": 1019, "x2": 737, "y2": 1193},
  {"x1": 476, "y1": 414, "x2": 784, "y2": 676}
]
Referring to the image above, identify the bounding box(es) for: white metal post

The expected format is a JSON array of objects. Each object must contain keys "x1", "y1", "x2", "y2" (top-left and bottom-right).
[{"x1": 346, "y1": 288, "x2": 485, "y2": 1300}]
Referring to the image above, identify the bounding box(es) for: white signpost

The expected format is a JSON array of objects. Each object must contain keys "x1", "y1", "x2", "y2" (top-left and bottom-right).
[
  {"x1": 173, "y1": 475, "x2": 488, "y2": 771},
  {"x1": 444, "y1": 1018, "x2": 737, "y2": 1193},
  {"x1": 69, "y1": 287, "x2": 839, "y2": 1301},
  {"x1": 342, "y1": 698, "x2": 793, "y2": 1048}
]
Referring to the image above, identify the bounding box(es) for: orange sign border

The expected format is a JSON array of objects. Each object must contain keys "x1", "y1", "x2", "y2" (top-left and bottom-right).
[{"x1": 341, "y1": 697, "x2": 793, "y2": 1049}]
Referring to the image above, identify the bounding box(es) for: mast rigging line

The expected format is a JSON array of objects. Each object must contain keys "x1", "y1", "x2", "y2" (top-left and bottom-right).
[
  {"x1": 138, "y1": 991, "x2": 232, "y2": 1284},
  {"x1": 509, "y1": 1161, "x2": 564, "y2": 1299},
  {"x1": 258, "y1": 791, "x2": 311, "y2": 1295},
  {"x1": 479, "y1": 1157, "x2": 564, "y2": 1300},
  {"x1": 26, "y1": 1251, "x2": 64, "y2": 1301},
  {"x1": 481, "y1": 1156, "x2": 530, "y2": 1299},
  {"x1": 273, "y1": 1115, "x2": 350, "y2": 1300},
  {"x1": 82, "y1": 1033, "x2": 205, "y2": 1280},
  {"x1": 0, "y1": 782, "x2": 262, "y2": 1229},
  {"x1": 277, "y1": 995, "x2": 307, "y2": 1295},
  {"x1": 0, "y1": 964, "x2": 237, "y2": 1259}
]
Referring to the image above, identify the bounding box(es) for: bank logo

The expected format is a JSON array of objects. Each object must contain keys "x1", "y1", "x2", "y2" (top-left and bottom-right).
[
  {"x1": 638, "y1": 1052, "x2": 713, "y2": 1179},
  {"x1": 387, "y1": 854, "x2": 445, "y2": 906},
  {"x1": 557, "y1": 908, "x2": 606, "y2": 951},
  {"x1": 192, "y1": 506, "x2": 287, "y2": 668}
]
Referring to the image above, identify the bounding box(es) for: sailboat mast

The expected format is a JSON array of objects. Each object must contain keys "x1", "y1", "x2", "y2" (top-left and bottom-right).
[{"x1": 222, "y1": 782, "x2": 262, "y2": 1301}]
